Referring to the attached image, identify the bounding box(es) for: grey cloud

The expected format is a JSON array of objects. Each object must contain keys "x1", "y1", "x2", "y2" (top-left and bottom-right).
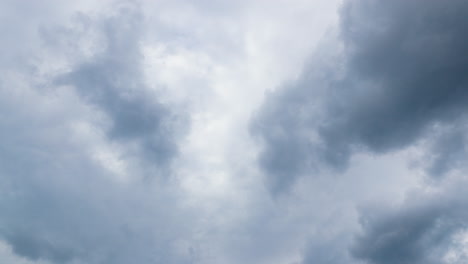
[
  {"x1": 3, "y1": 231, "x2": 77, "y2": 263},
  {"x1": 0, "y1": 88, "x2": 196, "y2": 264},
  {"x1": 55, "y1": 3, "x2": 185, "y2": 171},
  {"x1": 351, "y1": 186, "x2": 468, "y2": 264},
  {"x1": 0, "y1": 2, "x2": 196, "y2": 264},
  {"x1": 252, "y1": 0, "x2": 468, "y2": 194},
  {"x1": 425, "y1": 123, "x2": 468, "y2": 177},
  {"x1": 302, "y1": 233, "x2": 356, "y2": 264},
  {"x1": 4, "y1": 0, "x2": 468, "y2": 263},
  {"x1": 0, "y1": 96, "x2": 195, "y2": 264},
  {"x1": 330, "y1": 0, "x2": 468, "y2": 153}
]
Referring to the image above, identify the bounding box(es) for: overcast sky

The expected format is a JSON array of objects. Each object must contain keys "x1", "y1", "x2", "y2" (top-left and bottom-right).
[{"x1": 1, "y1": 0, "x2": 468, "y2": 263}]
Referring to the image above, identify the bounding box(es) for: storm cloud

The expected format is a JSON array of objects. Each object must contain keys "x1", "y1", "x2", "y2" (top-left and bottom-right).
[
  {"x1": 252, "y1": 0, "x2": 468, "y2": 262},
  {"x1": 253, "y1": 0, "x2": 468, "y2": 193}
]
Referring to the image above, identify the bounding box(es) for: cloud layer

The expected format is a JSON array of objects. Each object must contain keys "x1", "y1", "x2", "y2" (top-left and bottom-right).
[{"x1": 2, "y1": 0, "x2": 468, "y2": 264}]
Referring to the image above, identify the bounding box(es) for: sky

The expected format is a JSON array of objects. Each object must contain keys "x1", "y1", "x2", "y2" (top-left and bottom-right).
[{"x1": 1, "y1": 0, "x2": 468, "y2": 263}]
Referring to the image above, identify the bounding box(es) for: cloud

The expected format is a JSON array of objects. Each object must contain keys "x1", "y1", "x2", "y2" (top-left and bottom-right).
[
  {"x1": 424, "y1": 123, "x2": 468, "y2": 177},
  {"x1": 250, "y1": 1, "x2": 468, "y2": 262},
  {"x1": 54, "y1": 2, "x2": 186, "y2": 172},
  {"x1": 3, "y1": 0, "x2": 468, "y2": 263},
  {"x1": 252, "y1": 0, "x2": 468, "y2": 194},
  {"x1": 351, "y1": 181, "x2": 468, "y2": 264},
  {"x1": 0, "y1": 2, "x2": 195, "y2": 264}
]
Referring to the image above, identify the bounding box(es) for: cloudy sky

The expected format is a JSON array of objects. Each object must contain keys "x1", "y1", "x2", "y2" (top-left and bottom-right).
[{"x1": 1, "y1": 0, "x2": 468, "y2": 263}]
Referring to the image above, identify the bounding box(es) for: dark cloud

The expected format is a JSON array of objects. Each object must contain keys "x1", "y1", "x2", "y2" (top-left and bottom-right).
[
  {"x1": 331, "y1": 0, "x2": 468, "y2": 155},
  {"x1": 351, "y1": 185, "x2": 468, "y2": 264},
  {"x1": 252, "y1": 0, "x2": 468, "y2": 194},
  {"x1": 251, "y1": 0, "x2": 468, "y2": 262}
]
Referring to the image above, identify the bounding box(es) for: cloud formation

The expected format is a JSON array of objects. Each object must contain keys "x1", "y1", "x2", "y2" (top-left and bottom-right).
[
  {"x1": 55, "y1": 3, "x2": 185, "y2": 171},
  {"x1": 0, "y1": 2, "x2": 194, "y2": 264},
  {"x1": 351, "y1": 181, "x2": 468, "y2": 264},
  {"x1": 252, "y1": 0, "x2": 468, "y2": 262},
  {"x1": 2, "y1": 0, "x2": 468, "y2": 263},
  {"x1": 253, "y1": 0, "x2": 468, "y2": 193}
]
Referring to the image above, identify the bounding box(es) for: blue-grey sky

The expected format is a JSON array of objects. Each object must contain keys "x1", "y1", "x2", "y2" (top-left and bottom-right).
[{"x1": 1, "y1": 0, "x2": 468, "y2": 263}]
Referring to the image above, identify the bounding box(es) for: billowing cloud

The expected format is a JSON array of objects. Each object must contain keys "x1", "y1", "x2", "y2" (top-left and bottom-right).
[
  {"x1": 252, "y1": 0, "x2": 468, "y2": 262},
  {"x1": 253, "y1": 0, "x2": 468, "y2": 194}
]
